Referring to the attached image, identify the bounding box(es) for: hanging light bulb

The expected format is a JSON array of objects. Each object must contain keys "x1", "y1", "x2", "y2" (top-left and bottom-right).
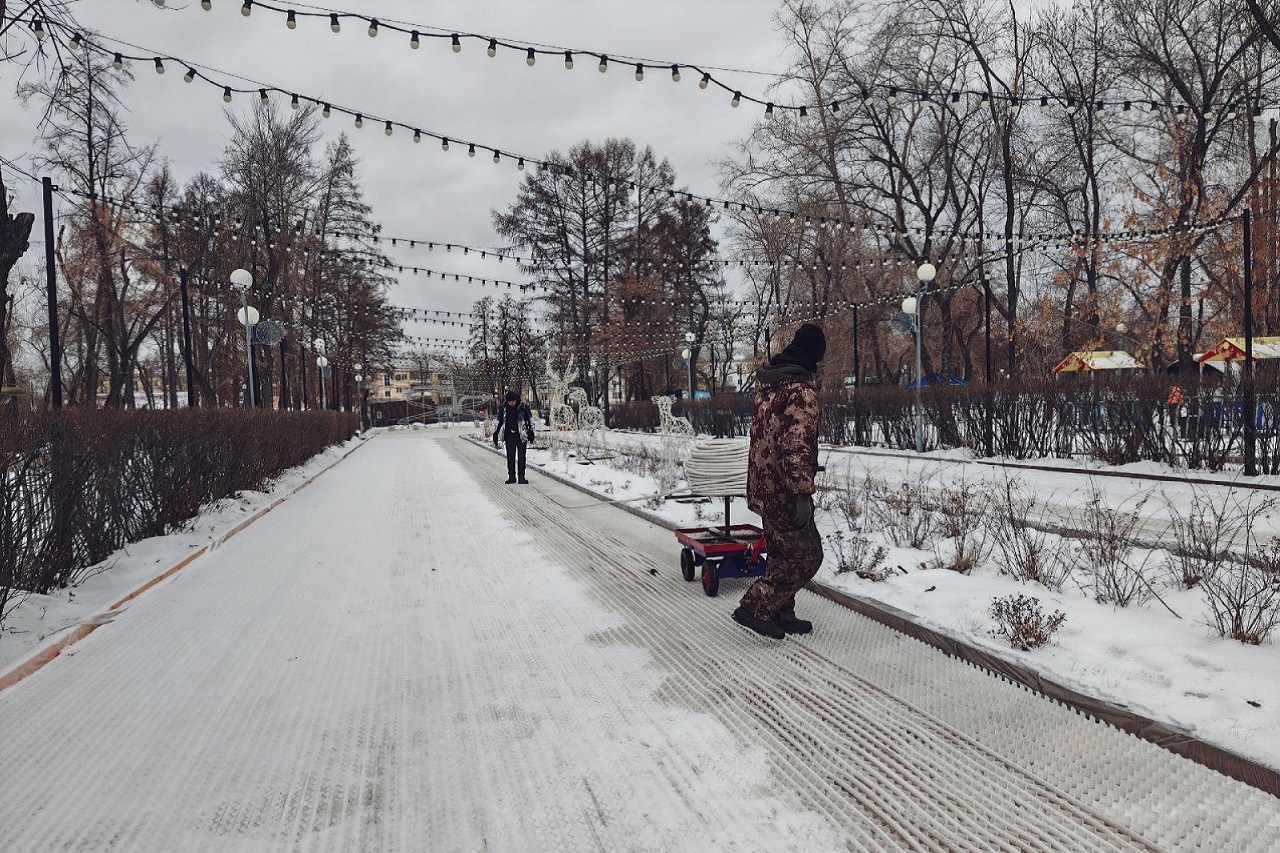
[
  {"x1": 112, "y1": 52, "x2": 124, "y2": 70},
  {"x1": 731, "y1": 91, "x2": 741, "y2": 107},
  {"x1": 1039, "y1": 96, "x2": 1050, "y2": 112},
  {"x1": 384, "y1": 121, "x2": 393, "y2": 136},
  {"x1": 468, "y1": 143, "x2": 476, "y2": 157},
  {"x1": 487, "y1": 38, "x2": 497, "y2": 57},
  {"x1": 526, "y1": 47, "x2": 536, "y2": 66},
  {"x1": 830, "y1": 100, "x2": 841, "y2": 113},
  {"x1": 598, "y1": 54, "x2": 608, "y2": 72},
  {"x1": 798, "y1": 105, "x2": 809, "y2": 119},
  {"x1": 670, "y1": 64, "x2": 680, "y2": 82},
  {"x1": 33, "y1": 19, "x2": 46, "y2": 40},
  {"x1": 183, "y1": 66, "x2": 195, "y2": 82},
  {"x1": 451, "y1": 34, "x2": 461, "y2": 52},
  {"x1": 290, "y1": 93, "x2": 300, "y2": 109},
  {"x1": 154, "y1": 57, "x2": 165, "y2": 74},
  {"x1": 699, "y1": 72, "x2": 710, "y2": 89},
  {"x1": 410, "y1": 30, "x2": 420, "y2": 49},
  {"x1": 201, "y1": 0, "x2": 211, "y2": 8},
  {"x1": 441, "y1": 137, "x2": 450, "y2": 151},
  {"x1": 241, "y1": 0, "x2": 251, "y2": 16},
  {"x1": 1065, "y1": 97, "x2": 1077, "y2": 115},
  {"x1": 329, "y1": 13, "x2": 340, "y2": 32},
  {"x1": 413, "y1": 129, "x2": 421, "y2": 143},
  {"x1": 765, "y1": 102, "x2": 776, "y2": 118},
  {"x1": 1149, "y1": 100, "x2": 1160, "y2": 113},
  {"x1": 564, "y1": 50, "x2": 573, "y2": 69},
  {"x1": 322, "y1": 102, "x2": 331, "y2": 118},
  {"x1": 354, "y1": 113, "x2": 363, "y2": 128},
  {"x1": 71, "y1": 32, "x2": 83, "y2": 48},
  {"x1": 887, "y1": 88, "x2": 898, "y2": 105},
  {"x1": 517, "y1": 157, "x2": 526, "y2": 170},
  {"x1": 223, "y1": 86, "x2": 233, "y2": 102},
  {"x1": 492, "y1": 150, "x2": 501, "y2": 164},
  {"x1": 367, "y1": 19, "x2": 378, "y2": 37},
  {"x1": 259, "y1": 88, "x2": 269, "y2": 105}
]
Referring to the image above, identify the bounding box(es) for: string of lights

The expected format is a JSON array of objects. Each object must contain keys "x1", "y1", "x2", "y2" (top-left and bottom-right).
[
  {"x1": 18, "y1": 16, "x2": 1247, "y2": 248},
  {"x1": 140, "y1": 0, "x2": 1273, "y2": 124}
]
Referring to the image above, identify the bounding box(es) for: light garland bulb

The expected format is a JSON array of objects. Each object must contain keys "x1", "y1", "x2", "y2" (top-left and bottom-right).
[
  {"x1": 33, "y1": 19, "x2": 46, "y2": 40},
  {"x1": 410, "y1": 30, "x2": 420, "y2": 48},
  {"x1": 384, "y1": 121, "x2": 393, "y2": 136},
  {"x1": 634, "y1": 63, "x2": 644, "y2": 81},
  {"x1": 451, "y1": 34, "x2": 461, "y2": 52},
  {"x1": 354, "y1": 113, "x2": 363, "y2": 128},
  {"x1": 517, "y1": 157, "x2": 525, "y2": 170},
  {"x1": 368, "y1": 19, "x2": 378, "y2": 37},
  {"x1": 112, "y1": 52, "x2": 124, "y2": 70},
  {"x1": 71, "y1": 32, "x2": 82, "y2": 48},
  {"x1": 184, "y1": 66, "x2": 195, "y2": 82},
  {"x1": 526, "y1": 47, "x2": 536, "y2": 66},
  {"x1": 441, "y1": 137, "x2": 450, "y2": 151},
  {"x1": 241, "y1": 0, "x2": 251, "y2": 17},
  {"x1": 413, "y1": 129, "x2": 421, "y2": 143},
  {"x1": 286, "y1": 10, "x2": 296, "y2": 28},
  {"x1": 731, "y1": 91, "x2": 741, "y2": 107},
  {"x1": 322, "y1": 102, "x2": 331, "y2": 118},
  {"x1": 290, "y1": 93, "x2": 299, "y2": 109},
  {"x1": 492, "y1": 150, "x2": 501, "y2": 164},
  {"x1": 259, "y1": 88, "x2": 269, "y2": 105},
  {"x1": 468, "y1": 143, "x2": 476, "y2": 157},
  {"x1": 154, "y1": 57, "x2": 165, "y2": 74},
  {"x1": 798, "y1": 105, "x2": 808, "y2": 119},
  {"x1": 330, "y1": 13, "x2": 340, "y2": 33},
  {"x1": 699, "y1": 72, "x2": 710, "y2": 89},
  {"x1": 564, "y1": 50, "x2": 573, "y2": 69},
  {"x1": 765, "y1": 102, "x2": 776, "y2": 118},
  {"x1": 223, "y1": 86, "x2": 233, "y2": 102},
  {"x1": 201, "y1": 0, "x2": 211, "y2": 9},
  {"x1": 487, "y1": 38, "x2": 497, "y2": 57},
  {"x1": 670, "y1": 64, "x2": 680, "y2": 82},
  {"x1": 598, "y1": 54, "x2": 608, "y2": 72}
]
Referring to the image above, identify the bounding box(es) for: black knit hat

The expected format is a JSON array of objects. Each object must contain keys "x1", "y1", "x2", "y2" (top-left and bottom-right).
[
  {"x1": 772, "y1": 323, "x2": 826, "y2": 373},
  {"x1": 505, "y1": 390, "x2": 520, "y2": 402}
]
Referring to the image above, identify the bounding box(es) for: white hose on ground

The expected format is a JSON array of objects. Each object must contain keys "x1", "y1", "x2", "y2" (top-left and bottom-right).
[{"x1": 684, "y1": 438, "x2": 749, "y2": 496}]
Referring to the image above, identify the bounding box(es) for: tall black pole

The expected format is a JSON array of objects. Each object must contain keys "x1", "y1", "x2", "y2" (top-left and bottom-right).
[
  {"x1": 42, "y1": 177, "x2": 62, "y2": 407},
  {"x1": 1244, "y1": 207, "x2": 1258, "y2": 476},
  {"x1": 851, "y1": 305, "x2": 860, "y2": 386},
  {"x1": 178, "y1": 267, "x2": 196, "y2": 408},
  {"x1": 983, "y1": 274, "x2": 994, "y2": 458}
]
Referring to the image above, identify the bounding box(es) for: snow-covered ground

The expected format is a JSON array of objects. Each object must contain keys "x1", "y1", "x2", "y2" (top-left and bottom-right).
[{"x1": 499, "y1": 426, "x2": 1280, "y2": 775}]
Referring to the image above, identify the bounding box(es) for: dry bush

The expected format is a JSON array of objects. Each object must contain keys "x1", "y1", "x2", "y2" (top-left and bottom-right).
[
  {"x1": 984, "y1": 476, "x2": 1072, "y2": 590},
  {"x1": 864, "y1": 474, "x2": 936, "y2": 550},
  {"x1": 1072, "y1": 484, "x2": 1162, "y2": 607},
  {"x1": 1162, "y1": 485, "x2": 1263, "y2": 589},
  {"x1": 826, "y1": 530, "x2": 890, "y2": 580},
  {"x1": 927, "y1": 478, "x2": 989, "y2": 574},
  {"x1": 989, "y1": 594, "x2": 1067, "y2": 651},
  {"x1": 1198, "y1": 499, "x2": 1280, "y2": 644}
]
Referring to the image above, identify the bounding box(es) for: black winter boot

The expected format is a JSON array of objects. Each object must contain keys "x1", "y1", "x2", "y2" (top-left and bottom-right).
[
  {"x1": 505, "y1": 477, "x2": 517, "y2": 484},
  {"x1": 776, "y1": 617, "x2": 813, "y2": 635},
  {"x1": 732, "y1": 607, "x2": 785, "y2": 640}
]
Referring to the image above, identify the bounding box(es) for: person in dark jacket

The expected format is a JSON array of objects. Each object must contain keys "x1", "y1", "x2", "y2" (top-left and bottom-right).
[
  {"x1": 734, "y1": 323, "x2": 826, "y2": 640},
  {"x1": 493, "y1": 390, "x2": 535, "y2": 483}
]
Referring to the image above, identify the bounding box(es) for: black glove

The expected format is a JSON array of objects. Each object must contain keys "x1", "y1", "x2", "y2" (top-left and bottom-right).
[
  {"x1": 788, "y1": 494, "x2": 814, "y2": 528},
  {"x1": 493, "y1": 436, "x2": 500, "y2": 447}
]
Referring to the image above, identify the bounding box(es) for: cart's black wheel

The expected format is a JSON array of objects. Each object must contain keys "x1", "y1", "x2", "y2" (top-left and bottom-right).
[
  {"x1": 680, "y1": 548, "x2": 696, "y2": 582},
  {"x1": 701, "y1": 560, "x2": 720, "y2": 597}
]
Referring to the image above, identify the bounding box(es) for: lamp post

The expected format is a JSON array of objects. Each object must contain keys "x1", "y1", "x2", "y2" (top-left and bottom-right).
[
  {"x1": 905, "y1": 261, "x2": 936, "y2": 453},
  {"x1": 316, "y1": 355, "x2": 328, "y2": 410},
  {"x1": 230, "y1": 268, "x2": 257, "y2": 407},
  {"x1": 354, "y1": 362, "x2": 367, "y2": 431}
]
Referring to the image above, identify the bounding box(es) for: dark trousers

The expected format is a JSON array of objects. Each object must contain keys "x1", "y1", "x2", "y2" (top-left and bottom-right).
[
  {"x1": 505, "y1": 439, "x2": 526, "y2": 480},
  {"x1": 739, "y1": 515, "x2": 823, "y2": 621}
]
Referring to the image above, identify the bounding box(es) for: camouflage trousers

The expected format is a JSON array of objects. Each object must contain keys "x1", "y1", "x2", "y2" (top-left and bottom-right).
[{"x1": 739, "y1": 515, "x2": 824, "y2": 622}]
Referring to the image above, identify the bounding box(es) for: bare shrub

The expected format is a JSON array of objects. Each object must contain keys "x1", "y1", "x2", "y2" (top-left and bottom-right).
[
  {"x1": 984, "y1": 476, "x2": 1072, "y2": 590},
  {"x1": 1199, "y1": 498, "x2": 1280, "y2": 644},
  {"x1": 989, "y1": 594, "x2": 1066, "y2": 651},
  {"x1": 1072, "y1": 484, "x2": 1162, "y2": 607},
  {"x1": 826, "y1": 530, "x2": 890, "y2": 580},
  {"x1": 864, "y1": 474, "x2": 936, "y2": 549},
  {"x1": 927, "y1": 478, "x2": 989, "y2": 574},
  {"x1": 825, "y1": 469, "x2": 870, "y2": 531},
  {"x1": 1162, "y1": 485, "x2": 1263, "y2": 589}
]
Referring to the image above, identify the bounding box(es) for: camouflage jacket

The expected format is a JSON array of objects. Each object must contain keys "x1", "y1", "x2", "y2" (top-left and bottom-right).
[{"x1": 746, "y1": 363, "x2": 820, "y2": 521}]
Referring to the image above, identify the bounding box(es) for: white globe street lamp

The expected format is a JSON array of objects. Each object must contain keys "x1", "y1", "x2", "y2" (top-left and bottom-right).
[
  {"x1": 230, "y1": 268, "x2": 256, "y2": 407},
  {"x1": 907, "y1": 262, "x2": 936, "y2": 453}
]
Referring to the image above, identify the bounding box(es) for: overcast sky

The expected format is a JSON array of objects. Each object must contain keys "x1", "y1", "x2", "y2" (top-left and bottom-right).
[{"x1": 3, "y1": 0, "x2": 797, "y2": 347}]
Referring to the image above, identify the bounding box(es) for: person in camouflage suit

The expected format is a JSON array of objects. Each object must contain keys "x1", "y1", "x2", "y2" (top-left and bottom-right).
[{"x1": 734, "y1": 323, "x2": 826, "y2": 640}]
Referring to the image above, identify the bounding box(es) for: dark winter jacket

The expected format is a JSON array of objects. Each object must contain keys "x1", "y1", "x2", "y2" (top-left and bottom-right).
[
  {"x1": 493, "y1": 400, "x2": 535, "y2": 446},
  {"x1": 746, "y1": 363, "x2": 820, "y2": 522}
]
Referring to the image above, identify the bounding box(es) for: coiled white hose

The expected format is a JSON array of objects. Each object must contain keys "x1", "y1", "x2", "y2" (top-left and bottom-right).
[{"x1": 684, "y1": 438, "x2": 749, "y2": 496}]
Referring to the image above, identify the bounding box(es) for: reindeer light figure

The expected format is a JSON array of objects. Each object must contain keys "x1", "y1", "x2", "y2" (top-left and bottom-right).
[
  {"x1": 568, "y1": 387, "x2": 607, "y2": 458},
  {"x1": 651, "y1": 395, "x2": 694, "y2": 495},
  {"x1": 545, "y1": 363, "x2": 577, "y2": 460}
]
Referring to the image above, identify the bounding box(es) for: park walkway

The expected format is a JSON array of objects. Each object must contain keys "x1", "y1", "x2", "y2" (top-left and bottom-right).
[{"x1": 0, "y1": 430, "x2": 1278, "y2": 852}]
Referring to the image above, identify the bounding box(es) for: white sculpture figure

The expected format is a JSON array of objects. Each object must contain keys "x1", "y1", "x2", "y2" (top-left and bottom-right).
[
  {"x1": 651, "y1": 395, "x2": 694, "y2": 496},
  {"x1": 545, "y1": 363, "x2": 577, "y2": 460},
  {"x1": 652, "y1": 395, "x2": 694, "y2": 437},
  {"x1": 568, "y1": 386, "x2": 607, "y2": 458}
]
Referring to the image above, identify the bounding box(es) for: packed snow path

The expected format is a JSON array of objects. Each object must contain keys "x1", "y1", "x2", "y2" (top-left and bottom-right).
[{"x1": 1, "y1": 431, "x2": 1278, "y2": 852}]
